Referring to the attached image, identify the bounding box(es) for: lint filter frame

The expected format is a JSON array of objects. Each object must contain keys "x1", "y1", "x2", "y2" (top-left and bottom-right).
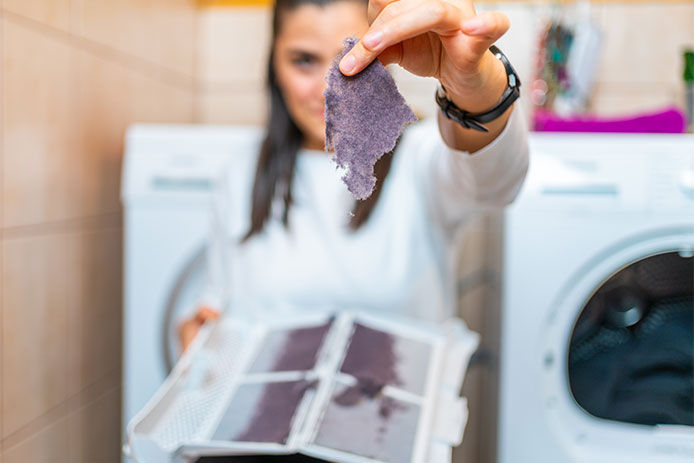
[{"x1": 126, "y1": 310, "x2": 478, "y2": 463}]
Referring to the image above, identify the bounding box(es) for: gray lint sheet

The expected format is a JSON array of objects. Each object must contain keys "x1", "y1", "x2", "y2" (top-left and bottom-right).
[
  {"x1": 324, "y1": 37, "x2": 417, "y2": 200},
  {"x1": 127, "y1": 311, "x2": 478, "y2": 463}
]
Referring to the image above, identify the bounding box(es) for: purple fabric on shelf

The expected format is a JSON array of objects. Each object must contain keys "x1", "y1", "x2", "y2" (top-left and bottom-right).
[
  {"x1": 533, "y1": 107, "x2": 687, "y2": 133},
  {"x1": 324, "y1": 37, "x2": 417, "y2": 200}
]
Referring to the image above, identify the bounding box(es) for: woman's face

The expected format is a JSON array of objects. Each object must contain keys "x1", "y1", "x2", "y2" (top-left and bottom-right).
[{"x1": 273, "y1": 1, "x2": 369, "y2": 150}]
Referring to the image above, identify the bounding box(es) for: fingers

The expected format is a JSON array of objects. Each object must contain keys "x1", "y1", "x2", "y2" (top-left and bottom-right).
[
  {"x1": 180, "y1": 306, "x2": 220, "y2": 353},
  {"x1": 377, "y1": 43, "x2": 404, "y2": 68},
  {"x1": 367, "y1": 0, "x2": 392, "y2": 23},
  {"x1": 195, "y1": 306, "x2": 220, "y2": 324},
  {"x1": 340, "y1": 0, "x2": 465, "y2": 75},
  {"x1": 179, "y1": 319, "x2": 199, "y2": 353},
  {"x1": 460, "y1": 11, "x2": 510, "y2": 57}
]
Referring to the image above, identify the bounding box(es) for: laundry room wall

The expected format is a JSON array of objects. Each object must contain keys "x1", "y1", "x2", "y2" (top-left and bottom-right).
[{"x1": 0, "y1": 1, "x2": 197, "y2": 462}]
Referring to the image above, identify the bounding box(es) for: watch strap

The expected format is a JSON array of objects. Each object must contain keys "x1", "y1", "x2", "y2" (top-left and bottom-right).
[{"x1": 436, "y1": 45, "x2": 521, "y2": 132}]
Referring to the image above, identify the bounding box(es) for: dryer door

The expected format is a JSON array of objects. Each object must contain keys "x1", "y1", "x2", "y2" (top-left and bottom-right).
[
  {"x1": 541, "y1": 227, "x2": 694, "y2": 462},
  {"x1": 568, "y1": 250, "x2": 693, "y2": 426}
]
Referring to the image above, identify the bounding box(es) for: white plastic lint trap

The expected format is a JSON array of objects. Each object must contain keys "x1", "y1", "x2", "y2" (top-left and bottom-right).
[{"x1": 127, "y1": 310, "x2": 479, "y2": 463}]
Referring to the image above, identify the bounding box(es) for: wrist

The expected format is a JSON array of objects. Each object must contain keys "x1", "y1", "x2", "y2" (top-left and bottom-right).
[
  {"x1": 442, "y1": 51, "x2": 508, "y2": 114},
  {"x1": 436, "y1": 45, "x2": 521, "y2": 134}
]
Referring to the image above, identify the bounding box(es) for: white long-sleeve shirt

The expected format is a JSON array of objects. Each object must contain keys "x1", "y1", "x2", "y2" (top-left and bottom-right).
[{"x1": 206, "y1": 107, "x2": 528, "y2": 322}]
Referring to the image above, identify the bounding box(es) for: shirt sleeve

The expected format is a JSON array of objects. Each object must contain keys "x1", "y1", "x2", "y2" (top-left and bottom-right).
[{"x1": 410, "y1": 105, "x2": 529, "y2": 234}]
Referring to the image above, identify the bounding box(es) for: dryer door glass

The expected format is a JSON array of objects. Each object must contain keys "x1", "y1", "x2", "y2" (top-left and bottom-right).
[{"x1": 568, "y1": 251, "x2": 693, "y2": 426}]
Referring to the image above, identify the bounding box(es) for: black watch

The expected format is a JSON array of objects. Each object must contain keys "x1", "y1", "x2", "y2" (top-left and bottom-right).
[{"x1": 435, "y1": 45, "x2": 521, "y2": 133}]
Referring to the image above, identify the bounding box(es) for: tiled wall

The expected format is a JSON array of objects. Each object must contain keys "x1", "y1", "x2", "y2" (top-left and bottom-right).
[
  {"x1": 197, "y1": 7, "x2": 271, "y2": 125},
  {"x1": 0, "y1": 1, "x2": 197, "y2": 462}
]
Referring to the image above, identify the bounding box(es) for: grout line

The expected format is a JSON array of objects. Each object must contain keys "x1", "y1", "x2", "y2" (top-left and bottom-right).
[
  {"x1": 1, "y1": 212, "x2": 123, "y2": 240},
  {"x1": 1, "y1": 6, "x2": 5, "y2": 450},
  {"x1": 65, "y1": 377, "x2": 122, "y2": 461},
  {"x1": 65, "y1": 366, "x2": 122, "y2": 414},
  {"x1": 0, "y1": 402, "x2": 70, "y2": 452},
  {"x1": 2, "y1": 10, "x2": 196, "y2": 92},
  {"x1": 0, "y1": 367, "x2": 121, "y2": 451}
]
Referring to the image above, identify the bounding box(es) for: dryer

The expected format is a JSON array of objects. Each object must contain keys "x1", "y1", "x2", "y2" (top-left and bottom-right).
[
  {"x1": 120, "y1": 124, "x2": 260, "y2": 460},
  {"x1": 499, "y1": 133, "x2": 694, "y2": 462}
]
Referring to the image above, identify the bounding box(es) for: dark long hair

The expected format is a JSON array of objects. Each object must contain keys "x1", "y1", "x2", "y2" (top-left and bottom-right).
[{"x1": 243, "y1": 0, "x2": 395, "y2": 240}]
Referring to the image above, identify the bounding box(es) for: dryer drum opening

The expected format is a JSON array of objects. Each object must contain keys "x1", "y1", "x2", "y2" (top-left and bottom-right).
[{"x1": 568, "y1": 251, "x2": 694, "y2": 427}]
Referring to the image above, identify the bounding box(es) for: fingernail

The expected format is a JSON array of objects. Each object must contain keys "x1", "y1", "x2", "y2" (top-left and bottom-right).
[
  {"x1": 363, "y1": 30, "x2": 383, "y2": 49},
  {"x1": 462, "y1": 17, "x2": 484, "y2": 34},
  {"x1": 340, "y1": 54, "x2": 356, "y2": 74}
]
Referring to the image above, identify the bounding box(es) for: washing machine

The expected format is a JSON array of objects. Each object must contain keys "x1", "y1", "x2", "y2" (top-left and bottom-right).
[
  {"x1": 499, "y1": 133, "x2": 694, "y2": 462},
  {"x1": 120, "y1": 124, "x2": 261, "y2": 460}
]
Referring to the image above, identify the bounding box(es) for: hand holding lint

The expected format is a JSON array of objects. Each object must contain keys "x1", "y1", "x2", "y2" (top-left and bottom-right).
[{"x1": 339, "y1": 0, "x2": 510, "y2": 114}]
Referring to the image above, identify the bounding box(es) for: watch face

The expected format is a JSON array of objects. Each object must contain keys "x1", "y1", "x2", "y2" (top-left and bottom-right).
[{"x1": 509, "y1": 73, "x2": 518, "y2": 88}]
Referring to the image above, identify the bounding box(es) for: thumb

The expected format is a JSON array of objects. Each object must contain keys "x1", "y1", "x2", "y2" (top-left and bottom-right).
[{"x1": 460, "y1": 12, "x2": 510, "y2": 60}]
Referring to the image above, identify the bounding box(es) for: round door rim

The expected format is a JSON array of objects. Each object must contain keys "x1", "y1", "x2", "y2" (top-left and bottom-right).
[
  {"x1": 539, "y1": 225, "x2": 694, "y2": 461},
  {"x1": 162, "y1": 246, "x2": 207, "y2": 373}
]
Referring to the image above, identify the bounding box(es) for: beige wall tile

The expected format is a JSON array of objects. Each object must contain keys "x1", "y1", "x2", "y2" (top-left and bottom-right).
[
  {"x1": 67, "y1": 387, "x2": 121, "y2": 463},
  {"x1": 139, "y1": 77, "x2": 196, "y2": 125},
  {"x1": 3, "y1": 0, "x2": 72, "y2": 32},
  {"x1": 74, "y1": 49, "x2": 195, "y2": 217},
  {"x1": 74, "y1": 50, "x2": 136, "y2": 217},
  {"x1": 77, "y1": 0, "x2": 197, "y2": 78},
  {"x1": 595, "y1": 4, "x2": 694, "y2": 87},
  {"x1": 591, "y1": 82, "x2": 684, "y2": 116},
  {"x1": 198, "y1": 87, "x2": 267, "y2": 126},
  {"x1": 0, "y1": 9, "x2": 4, "y2": 443},
  {"x1": 0, "y1": 250, "x2": 3, "y2": 442},
  {"x1": 67, "y1": 227, "x2": 122, "y2": 396},
  {"x1": 2, "y1": 415, "x2": 70, "y2": 463},
  {"x1": 198, "y1": 7, "x2": 271, "y2": 86},
  {"x1": 2, "y1": 233, "x2": 71, "y2": 438},
  {"x1": 2, "y1": 20, "x2": 82, "y2": 228}
]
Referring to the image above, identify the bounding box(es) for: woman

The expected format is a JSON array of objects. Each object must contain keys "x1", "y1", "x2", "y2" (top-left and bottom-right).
[{"x1": 180, "y1": 0, "x2": 529, "y2": 350}]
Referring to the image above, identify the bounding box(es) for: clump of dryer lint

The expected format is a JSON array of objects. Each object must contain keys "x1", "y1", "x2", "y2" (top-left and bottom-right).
[{"x1": 324, "y1": 37, "x2": 417, "y2": 200}]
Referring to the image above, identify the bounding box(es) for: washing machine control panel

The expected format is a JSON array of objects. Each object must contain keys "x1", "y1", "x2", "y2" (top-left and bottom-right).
[
  {"x1": 522, "y1": 133, "x2": 694, "y2": 214},
  {"x1": 122, "y1": 124, "x2": 263, "y2": 203}
]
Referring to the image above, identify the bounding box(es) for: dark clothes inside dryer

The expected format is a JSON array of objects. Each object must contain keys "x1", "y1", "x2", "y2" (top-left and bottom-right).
[{"x1": 568, "y1": 252, "x2": 694, "y2": 427}]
